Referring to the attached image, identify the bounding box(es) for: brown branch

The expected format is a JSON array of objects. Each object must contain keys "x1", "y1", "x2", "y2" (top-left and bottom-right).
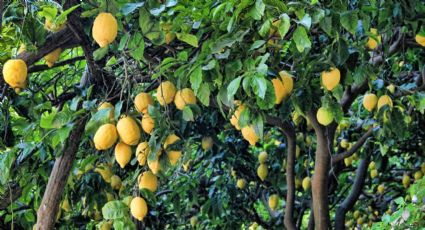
[
  {"x1": 16, "y1": 28, "x2": 80, "y2": 66},
  {"x1": 35, "y1": 117, "x2": 87, "y2": 230},
  {"x1": 28, "y1": 56, "x2": 85, "y2": 73},
  {"x1": 334, "y1": 157, "x2": 369, "y2": 229},
  {"x1": 332, "y1": 127, "x2": 374, "y2": 164},
  {"x1": 280, "y1": 125, "x2": 297, "y2": 230}
]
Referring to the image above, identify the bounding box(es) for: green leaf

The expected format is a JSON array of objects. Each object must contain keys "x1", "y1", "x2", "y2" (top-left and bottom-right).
[
  {"x1": 84, "y1": 109, "x2": 111, "y2": 136},
  {"x1": 248, "y1": 0, "x2": 265, "y2": 20},
  {"x1": 197, "y1": 83, "x2": 211, "y2": 106},
  {"x1": 190, "y1": 66, "x2": 203, "y2": 94},
  {"x1": 102, "y1": 201, "x2": 129, "y2": 220},
  {"x1": 114, "y1": 101, "x2": 123, "y2": 121},
  {"x1": 202, "y1": 60, "x2": 216, "y2": 70},
  {"x1": 139, "y1": 8, "x2": 154, "y2": 34},
  {"x1": 320, "y1": 17, "x2": 333, "y2": 36},
  {"x1": 0, "y1": 150, "x2": 16, "y2": 185},
  {"x1": 252, "y1": 76, "x2": 268, "y2": 99},
  {"x1": 182, "y1": 106, "x2": 194, "y2": 121},
  {"x1": 332, "y1": 39, "x2": 349, "y2": 66},
  {"x1": 227, "y1": 76, "x2": 243, "y2": 101},
  {"x1": 278, "y1": 14, "x2": 291, "y2": 38},
  {"x1": 176, "y1": 33, "x2": 199, "y2": 47},
  {"x1": 340, "y1": 11, "x2": 358, "y2": 35},
  {"x1": 93, "y1": 47, "x2": 109, "y2": 61},
  {"x1": 121, "y1": 2, "x2": 145, "y2": 15},
  {"x1": 128, "y1": 33, "x2": 145, "y2": 61},
  {"x1": 259, "y1": 19, "x2": 271, "y2": 37},
  {"x1": 298, "y1": 14, "x2": 312, "y2": 29},
  {"x1": 249, "y1": 40, "x2": 266, "y2": 51},
  {"x1": 210, "y1": 30, "x2": 250, "y2": 53},
  {"x1": 293, "y1": 26, "x2": 311, "y2": 52},
  {"x1": 40, "y1": 109, "x2": 58, "y2": 129}
]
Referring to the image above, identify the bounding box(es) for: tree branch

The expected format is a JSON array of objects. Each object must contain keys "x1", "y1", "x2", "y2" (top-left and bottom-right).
[
  {"x1": 332, "y1": 127, "x2": 374, "y2": 164},
  {"x1": 281, "y1": 126, "x2": 297, "y2": 230},
  {"x1": 334, "y1": 157, "x2": 369, "y2": 229},
  {"x1": 35, "y1": 117, "x2": 87, "y2": 230},
  {"x1": 28, "y1": 56, "x2": 85, "y2": 73}
]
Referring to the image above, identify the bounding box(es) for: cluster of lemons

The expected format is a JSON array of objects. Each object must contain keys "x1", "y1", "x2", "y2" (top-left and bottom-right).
[{"x1": 92, "y1": 80, "x2": 198, "y2": 221}]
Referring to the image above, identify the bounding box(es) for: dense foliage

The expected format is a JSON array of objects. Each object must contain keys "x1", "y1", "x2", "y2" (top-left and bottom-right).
[{"x1": 0, "y1": 0, "x2": 424, "y2": 229}]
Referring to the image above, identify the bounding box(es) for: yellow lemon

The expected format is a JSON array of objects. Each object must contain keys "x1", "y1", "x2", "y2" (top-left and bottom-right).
[
  {"x1": 377, "y1": 184, "x2": 385, "y2": 194},
  {"x1": 258, "y1": 151, "x2": 268, "y2": 164},
  {"x1": 363, "y1": 93, "x2": 378, "y2": 112},
  {"x1": 316, "y1": 107, "x2": 334, "y2": 126},
  {"x1": 141, "y1": 114, "x2": 155, "y2": 134},
  {"x1": 164, "y1": 134, "x2": 182, "y2": 165},
  {"x1": 130, "y1": 197, "x2": 148, "y2": 221},
  {"x1": 368, "y1": 161, "x2": 376, "y2": 170},
  {"x1": 148, "y1": 158, "x2": 161, "y2": 175},
  {"x1": 340, "y1": 139, "x2": 349, "y2": 149},
  {"x1": 110, "y1": 175, "x2": 122, "y2": 190},
  {"x1": 2, "y1": 59, "x2": 28, "y2": 89},
  {"x1": 279, "y1": 71, "x2": 294, "y2": 98},
  {"x1": 92, "y1": 13, "x2": 118, "y2": 47},
  {"x1": 93, "y1": 124, "x2": 118, "y2": 150},
  {"x1": 44, "y1": 48, "x2": 62, "y2": 68},
  {"x1": 415, "y1": 34, "x2": 425, "y2": 47},
  {"x1": 377, "y1": 95, "x2": 393, "y2": 110},
  {"x1": 94, "y1": 164, "x2": 112, "y2": 183},
  {"x1": 414, "y1": 171, "x2": 423, "y2": 180},
  {"x1": 174, "y1": 88, "x2": 197, "y2": 110},
  {"x1": 302, "y1": 177, "x2": 311, "y2": 191},
  {"x1": 136, "y1": 142, "x2": 150, "y2": 166},
  {"x1": 230, "y1": 104, "x2": 245, "y2": 130},
  {"x1": 272, "y1": 78, "x2": 285, "y2": 104},
  {"x1": 321, "y1": 67, "x2": 340, "y2": 91},
  {"x1": 138, "y1": 171, "x2": 158, "y2": 192},
  {"x1": 236, "y1": 179, "x2": 246, "y2": 189},
  {"x1": 114, "y1": 142, "x2": 132, "y2": 168},
  {"x1": 257, "y1": 164, "x2": 268, "y2": 181},
  {"x1": 370, "y1": 169, "x2": 378, "y2": 179},
  {"x1": 156, "y1": 81, "x2": 176, "y2": 105},
  {"x1": 366, "y1": 28, "x2": 381, "y2": 50},
  {"x1": 201, "y1": 136, "x2": 213, "y2": 151},
  {"x1": 116, "y1": 116, "x2": 140, "y2": 145},
  {"x1": 241, "y1": 125, "x2": 259, "y2": 146},
  {"x1": 268, "y1": 194, "x2": 279, "y2": 210},
  {"x1": 134, "y1": 92, "x2": 154, "y2": 113}
]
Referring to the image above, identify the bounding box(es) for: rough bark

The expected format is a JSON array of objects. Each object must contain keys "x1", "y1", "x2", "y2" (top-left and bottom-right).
[
  {"x1": 334, "y1": 158, "x2": 369, "y2": 229},
  {"x1": 282, "y1": 126, "x2": 296, "y2": 230},
  {"x1": 35, "y1": 118, "x2": 87, "y2": 230}
]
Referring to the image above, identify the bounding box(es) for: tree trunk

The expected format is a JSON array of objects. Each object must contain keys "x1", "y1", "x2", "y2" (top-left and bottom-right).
[
  {"x1": 35, "y1": 118, "x2": 87, "y2": 230},
  {"x1": 284, "y1": 129, "x2": 296, "y2": 230},
  {"x1": 312, "y1": 131, "x2": 330, "y2": 229},
  {"x1": 334, "y1": 158, "x2": 369, "y2": 229},
  {"x1": 307, "y1": 111, "x2": 336, "y2": 230}
]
